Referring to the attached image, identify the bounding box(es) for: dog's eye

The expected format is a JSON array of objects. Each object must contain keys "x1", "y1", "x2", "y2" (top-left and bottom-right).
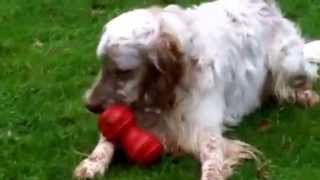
[
  {"x1": 115, "y1": 69, "x2": 134, "y2": 80},
  {"x1": 115, "y1": 69, "x2": 132, "y2": 74}
]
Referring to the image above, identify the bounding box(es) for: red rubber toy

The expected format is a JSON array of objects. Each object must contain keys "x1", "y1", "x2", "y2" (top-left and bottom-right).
[{"x1": 98, "y1": 104, "x2": 163, "y2": 166}]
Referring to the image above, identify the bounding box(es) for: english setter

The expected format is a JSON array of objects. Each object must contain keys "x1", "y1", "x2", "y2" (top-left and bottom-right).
[{"x1": 74, "y1": 0, "x2": 320, "y2": 179}]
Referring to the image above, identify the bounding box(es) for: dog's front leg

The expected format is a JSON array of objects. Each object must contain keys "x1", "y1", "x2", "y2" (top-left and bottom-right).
[
  {"x1": 200, "y1": 136, "x2": 225, "y2": 180},
  {"x1": 74, "y1": 134, "x2": 114, "y2": 179}
]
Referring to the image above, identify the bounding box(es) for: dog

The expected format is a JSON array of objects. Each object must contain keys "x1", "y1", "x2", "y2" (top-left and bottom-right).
[{"x1": 74, "y1": 0, "x2": 320, "y2": 179}]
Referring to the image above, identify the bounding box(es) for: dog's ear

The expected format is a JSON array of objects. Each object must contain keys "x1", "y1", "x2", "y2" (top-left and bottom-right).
[
  {"x1": 147, "y1": 33, "x2": 184, "y2": 72},
  {"x1": 138, "y1": 33, "x2": 185, "y2": 109}
]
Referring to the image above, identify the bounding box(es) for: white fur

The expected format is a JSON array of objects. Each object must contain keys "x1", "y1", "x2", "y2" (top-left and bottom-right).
[
  {"x1": 75, "y1": 0, "x2": 319, "y2": 179},
  {"x1": 304, "y1": 41, "x2": 320, "y2": 80},
  {"x1": 304, "y1": 40, "x2": 320, "y2": 64}
]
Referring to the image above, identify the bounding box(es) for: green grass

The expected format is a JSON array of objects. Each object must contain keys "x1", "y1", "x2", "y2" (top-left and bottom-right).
[{"x1": 0, "y1": 0, "x2": 320, "y2": 179}]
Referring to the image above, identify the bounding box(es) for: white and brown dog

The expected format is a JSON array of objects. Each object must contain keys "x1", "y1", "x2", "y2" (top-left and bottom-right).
[{"x1": 74, "y1": 0, "x2": 320, "y2": 179}]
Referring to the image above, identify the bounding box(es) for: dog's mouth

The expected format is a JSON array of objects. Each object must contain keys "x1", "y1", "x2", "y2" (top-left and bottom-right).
[
  {"x1": 86, "y1": 96, "x2": 128, "y2": 114},
  {"x1": 85, "y1": 84, "x2": 127, "y2": 114},
  {"x1": 85, "y1": 103, "x2": 104, "y2": 114}
]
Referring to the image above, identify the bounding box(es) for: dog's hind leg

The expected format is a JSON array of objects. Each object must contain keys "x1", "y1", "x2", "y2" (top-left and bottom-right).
[
  {"x1": 268, "y1": 20, "x2": 320, "y2": 107},
  {"x1": 272, "y1": 39, "x2": 320, "y2": 107},
  {"x1": 294, "y1": 41, "x2": 320, "y2": 107}
]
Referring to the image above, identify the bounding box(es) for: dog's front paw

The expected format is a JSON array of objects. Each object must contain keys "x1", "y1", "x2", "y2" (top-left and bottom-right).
[
  {"x1": 74, "y1": 157, "x2": 107, "y2": 179},
  {"x1": 296, "y1": 90, "x2": 320, "y2": 108}
]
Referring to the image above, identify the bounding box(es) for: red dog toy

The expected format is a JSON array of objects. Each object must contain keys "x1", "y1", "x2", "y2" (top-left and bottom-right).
[{"x1": 98, "y1": 104, "x2": 163, "y2": 166}]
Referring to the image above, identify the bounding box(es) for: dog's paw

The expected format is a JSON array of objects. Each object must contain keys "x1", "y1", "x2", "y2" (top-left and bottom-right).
[
  {"x1": 296, "y1": 90, "x2": 320, "y2": 108},
  {"x1": 73, "y1": 158, "x2": 106, "y2": 179}
]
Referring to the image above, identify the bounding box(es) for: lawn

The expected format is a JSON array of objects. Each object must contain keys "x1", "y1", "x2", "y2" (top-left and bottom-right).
[{"x1": 0, "y1": 0, "x2": 320, "y2": 179}]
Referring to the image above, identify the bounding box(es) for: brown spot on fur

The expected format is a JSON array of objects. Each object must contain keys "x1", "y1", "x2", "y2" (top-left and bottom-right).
[{"x1": 137, "y1": 32, "x2": 185, "y2": 110}]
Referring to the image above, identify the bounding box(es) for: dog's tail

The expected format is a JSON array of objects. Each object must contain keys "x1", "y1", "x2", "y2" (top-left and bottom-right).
[{"x1": 304, "y1": 40, "x2": 320, "y2": 80}]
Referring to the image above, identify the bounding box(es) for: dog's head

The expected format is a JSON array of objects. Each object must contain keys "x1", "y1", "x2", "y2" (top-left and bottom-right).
[{"x1": 85, "y1": 9, "x2": 185, "y2": 113}]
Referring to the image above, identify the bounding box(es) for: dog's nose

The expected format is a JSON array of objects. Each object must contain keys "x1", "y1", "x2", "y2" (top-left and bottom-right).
[{"x1": 85, "y1": 102, "x2": 104, "y2": 114}]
